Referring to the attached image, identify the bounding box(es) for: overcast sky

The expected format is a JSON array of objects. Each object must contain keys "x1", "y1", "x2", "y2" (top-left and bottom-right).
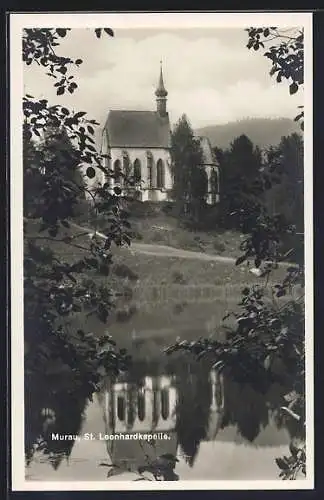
[{"x1": 23, "y1": 27, "x2": 302, "y2": 130}]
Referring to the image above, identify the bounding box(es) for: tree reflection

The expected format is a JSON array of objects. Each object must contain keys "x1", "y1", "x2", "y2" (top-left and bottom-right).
[
  {"x1": 175, "y1": 359, "x2": 211, "y2": 466},
  {"x1": 220, "y1": 375, "x2": 291, "y2": 443},
  {"x1": 25, "y1": 356, "x2": 303, "y2": 474},
  {"x1": 25, "y1": 373, "x2": 87, "y2": 468}
]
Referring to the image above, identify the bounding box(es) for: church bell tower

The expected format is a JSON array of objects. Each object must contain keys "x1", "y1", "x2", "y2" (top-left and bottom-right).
[{"x1": 155, "y1": 61, "x2": 168, "y2": 117}]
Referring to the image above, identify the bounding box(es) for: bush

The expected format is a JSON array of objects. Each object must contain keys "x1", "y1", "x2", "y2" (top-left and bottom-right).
[
  {"x1": 172, "y1": 271, "x2": 187, "y2": 285},
  {"x1": 130, "y1": 230, "x2": 143, "y2": 241},
  {"x1": 177, "y1": 234, "x2": 204, "y2": 252},
  {"x1": 173, "y1": 302, "x2": 188, "y2": 315},
  {"x1": 213, "y1": 240, "x2": 226, "y2": 253},
  {"x1": 150, "y1": 231, "x2": 164, "y2": 243},
  {"x1": 113, "y1": 264, "x2": 139, "y2": 282},
  {"x1": 72, "y1": 199, "x2": 92, "y2": 224},
  {"x1": 127, "y1": 200, "x2": 160, "y2": 218},
  {"x1": 161, "y1": 201, "x2": 176, "y2": 215},
  {"x1": 115, "y1": 304, "x2": 138, "y2": 323}
]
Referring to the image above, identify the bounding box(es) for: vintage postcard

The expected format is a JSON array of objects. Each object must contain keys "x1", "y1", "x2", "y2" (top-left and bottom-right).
[{"x1": 10, "y1": 11, "x2": 313, "y2": 490}]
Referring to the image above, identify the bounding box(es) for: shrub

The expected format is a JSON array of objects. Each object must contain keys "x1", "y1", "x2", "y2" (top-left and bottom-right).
[
  {"x1": 213, "y1": 240, "x2": 226, "y2": 253},
  {"x1": 113, "y1": 264, "x2": 139, "y2": 282},
  {"x1": 173, "y1": 302, "x2": 188, "y2": 315},
  {"x1": 116, "y1": 304, "x2": 138, "y2": 323},
  {"x1": 172, "y1": 271, "x2": 187, "y2": 285}
]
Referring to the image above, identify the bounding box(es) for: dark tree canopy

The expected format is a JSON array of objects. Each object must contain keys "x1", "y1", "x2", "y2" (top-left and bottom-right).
[
  {"x1": 23, "y1": 28, "x2": 132, "y2": 464},
  {"x1": 171, "y1": 114, "x2": 206, "y2": 221},
  {"x1": 166, "y1": 26, "x2": 306, "y2": 481}
]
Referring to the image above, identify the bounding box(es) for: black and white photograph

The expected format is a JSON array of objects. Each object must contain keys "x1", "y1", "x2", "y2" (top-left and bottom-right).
[{"x1": 10, "y1": 12, "x2": 313, "y2": 490}]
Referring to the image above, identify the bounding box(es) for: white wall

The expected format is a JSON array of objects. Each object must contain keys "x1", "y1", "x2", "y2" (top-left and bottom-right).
[
  {"x1": 85, "y1": 137, "x2": 220, "y2": 204},
  {"x1": 103, "y1": 146, "x2": 173, "y2": 202}
]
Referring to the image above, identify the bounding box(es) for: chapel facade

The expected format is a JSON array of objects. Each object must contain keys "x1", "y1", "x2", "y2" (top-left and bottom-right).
[{"x1": 99, "y1": 64, "x2": 220, "y2": 204}]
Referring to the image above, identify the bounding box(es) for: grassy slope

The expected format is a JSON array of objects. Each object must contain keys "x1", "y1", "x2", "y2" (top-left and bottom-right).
[
  {"x1": 26, "y1": 217, "x2": 287, "y2": 362},
  {"x1": 128, "y1": 211, "x2": 241, "y2": 258}
]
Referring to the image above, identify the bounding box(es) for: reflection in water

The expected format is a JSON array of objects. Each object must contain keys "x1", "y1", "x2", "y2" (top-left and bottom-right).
[
  {"x1": 25, "y1": 358, "x2": 304, "y2": 480},
  {"x1": 25, "y1": 378, "x2": 88, "y2": 470},
  {"x1": 175, "y1": 362, "x2": 212, "y2": 466}
]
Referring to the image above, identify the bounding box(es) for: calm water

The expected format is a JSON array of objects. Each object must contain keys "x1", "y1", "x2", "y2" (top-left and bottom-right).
[
  {"x1": 25, "y1": 274, "x2": 304, "y2": 481},
  {"x1": 25, "y1": 356, "x2": 303, "y2": 481}
]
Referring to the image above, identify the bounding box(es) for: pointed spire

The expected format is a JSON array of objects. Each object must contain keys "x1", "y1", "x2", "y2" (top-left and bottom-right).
[{"x1": 155, "y1": 60, "x2": 168, "y2": 98}]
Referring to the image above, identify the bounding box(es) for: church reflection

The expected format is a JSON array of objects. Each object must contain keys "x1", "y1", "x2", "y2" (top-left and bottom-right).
[
  {"x1": 101, "y1": 369, "x2": 224, "y2": 436},
  {"x1": 27, "y1": 361, "x2": 302, "y2": 478},
  {"x1": 96, "y1": 368, "x2": 225, "y2": 475}
]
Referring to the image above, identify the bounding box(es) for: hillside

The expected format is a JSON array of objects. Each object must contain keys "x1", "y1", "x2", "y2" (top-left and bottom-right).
[{"x1": 196, "y1": 117, "x2": 300, "y2": 150}]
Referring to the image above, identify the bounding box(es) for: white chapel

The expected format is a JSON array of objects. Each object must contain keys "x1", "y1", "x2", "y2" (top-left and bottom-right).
[{"x1": 98, "y1": 63, "x2": 220, "y2": 204}]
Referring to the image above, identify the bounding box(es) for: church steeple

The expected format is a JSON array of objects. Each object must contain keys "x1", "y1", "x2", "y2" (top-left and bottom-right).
[{"x1": 155, "y1": 61, "x2": 168, "y2": 116}]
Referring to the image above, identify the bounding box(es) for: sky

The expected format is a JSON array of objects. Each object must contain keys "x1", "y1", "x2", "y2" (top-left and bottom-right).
[{"x1": 23, "y1": 27, "x2": 302, "y2": 131}]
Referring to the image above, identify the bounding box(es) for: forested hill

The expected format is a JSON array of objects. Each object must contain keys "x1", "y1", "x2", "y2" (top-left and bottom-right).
[{"x1": 195, "y1": 118, "x2": 300, "y2": 150}]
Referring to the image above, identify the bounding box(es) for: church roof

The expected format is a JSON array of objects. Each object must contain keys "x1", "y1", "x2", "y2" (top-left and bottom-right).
[{"x1": 104, "y1": 110, "x2": 171, "y2": 149}]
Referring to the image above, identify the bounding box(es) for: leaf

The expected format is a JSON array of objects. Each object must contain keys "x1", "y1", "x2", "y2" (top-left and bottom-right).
[
  {"x1": 86, "y1": 166, "x2": 96, "y2": 179},
  {"x1": 104, "y1": 28, "x2": 114, "y2": 37},
  {"x1": 123, "y1": 234, "x2": 131, "y2": 246},
  {"x1": 275, "y1": 457, "x2": 290, "y2": 470},
  {"x1": 235, "y1": 254, "x2": 246, "y2": 266},
  {"x1": 75, "y1": 59, "x2": 83, "y2": 65},
  {"x1": 95, "y1": 28, "x2": 102, "y2": 38},
  {"x1": 56, "y1": 29, "x2": 67, "y2": 37},
  {"x1": 289, "y1": 82, "x2": 298, "y2": 95},
  {"x1": 255, "y1": 256, "x2": 261, "y2": 268},
  {"x1": 114, "y1": 186, "x2": 122, "y2": 195},
  {"x1": 289, "y1": 442, "x2": 299, "y2": 457},
  {"x1": 57, "y1": 86, "x2": 64, "y2": 96},
  {"x1": 294, "y1": 112, "x2": 304, "y2": 122},
  {"x1": 74, "y1": 111, "x2": 87, "y2": 120},
  {"x1": 68, "y1": 84, "x2": 77, "y2": 94}
]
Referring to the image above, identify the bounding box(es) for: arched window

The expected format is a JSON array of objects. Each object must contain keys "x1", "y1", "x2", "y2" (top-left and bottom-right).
[
  {"x1": 161, "y1": 388, "x2": 169, "y2": 420},
  {"x1": 211, "y1": 168, "x2": 219, "y2": 194},
  {"x1": 114, "y1": 159, "x2": 122, "y2": 185},
  {"x1": 210, "y1": 168, "x2": 219, "y2": 204},
  {"x1": 137, "y1": 393, "x2": 145, "y2": 421},
  {"x1": 117, "y1": 396, "x2": 126, "y2": 421},
  {"x1": 147, "y1": 152, "x2": 153, "y2": 188},
  {"x1": 133, "y1": 159, "x2": 141, "y2": 184},
  {"x1": 156, "y1": 159, "x2": 165, "y2": 189},
  {"x1": 122, "y1": 151, "x2": 131, "y2": 183}
]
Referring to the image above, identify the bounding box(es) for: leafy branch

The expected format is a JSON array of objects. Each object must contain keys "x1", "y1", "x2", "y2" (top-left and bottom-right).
[{"x1": 246, "y1": 27, "x2": 304, "y2": 130}]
